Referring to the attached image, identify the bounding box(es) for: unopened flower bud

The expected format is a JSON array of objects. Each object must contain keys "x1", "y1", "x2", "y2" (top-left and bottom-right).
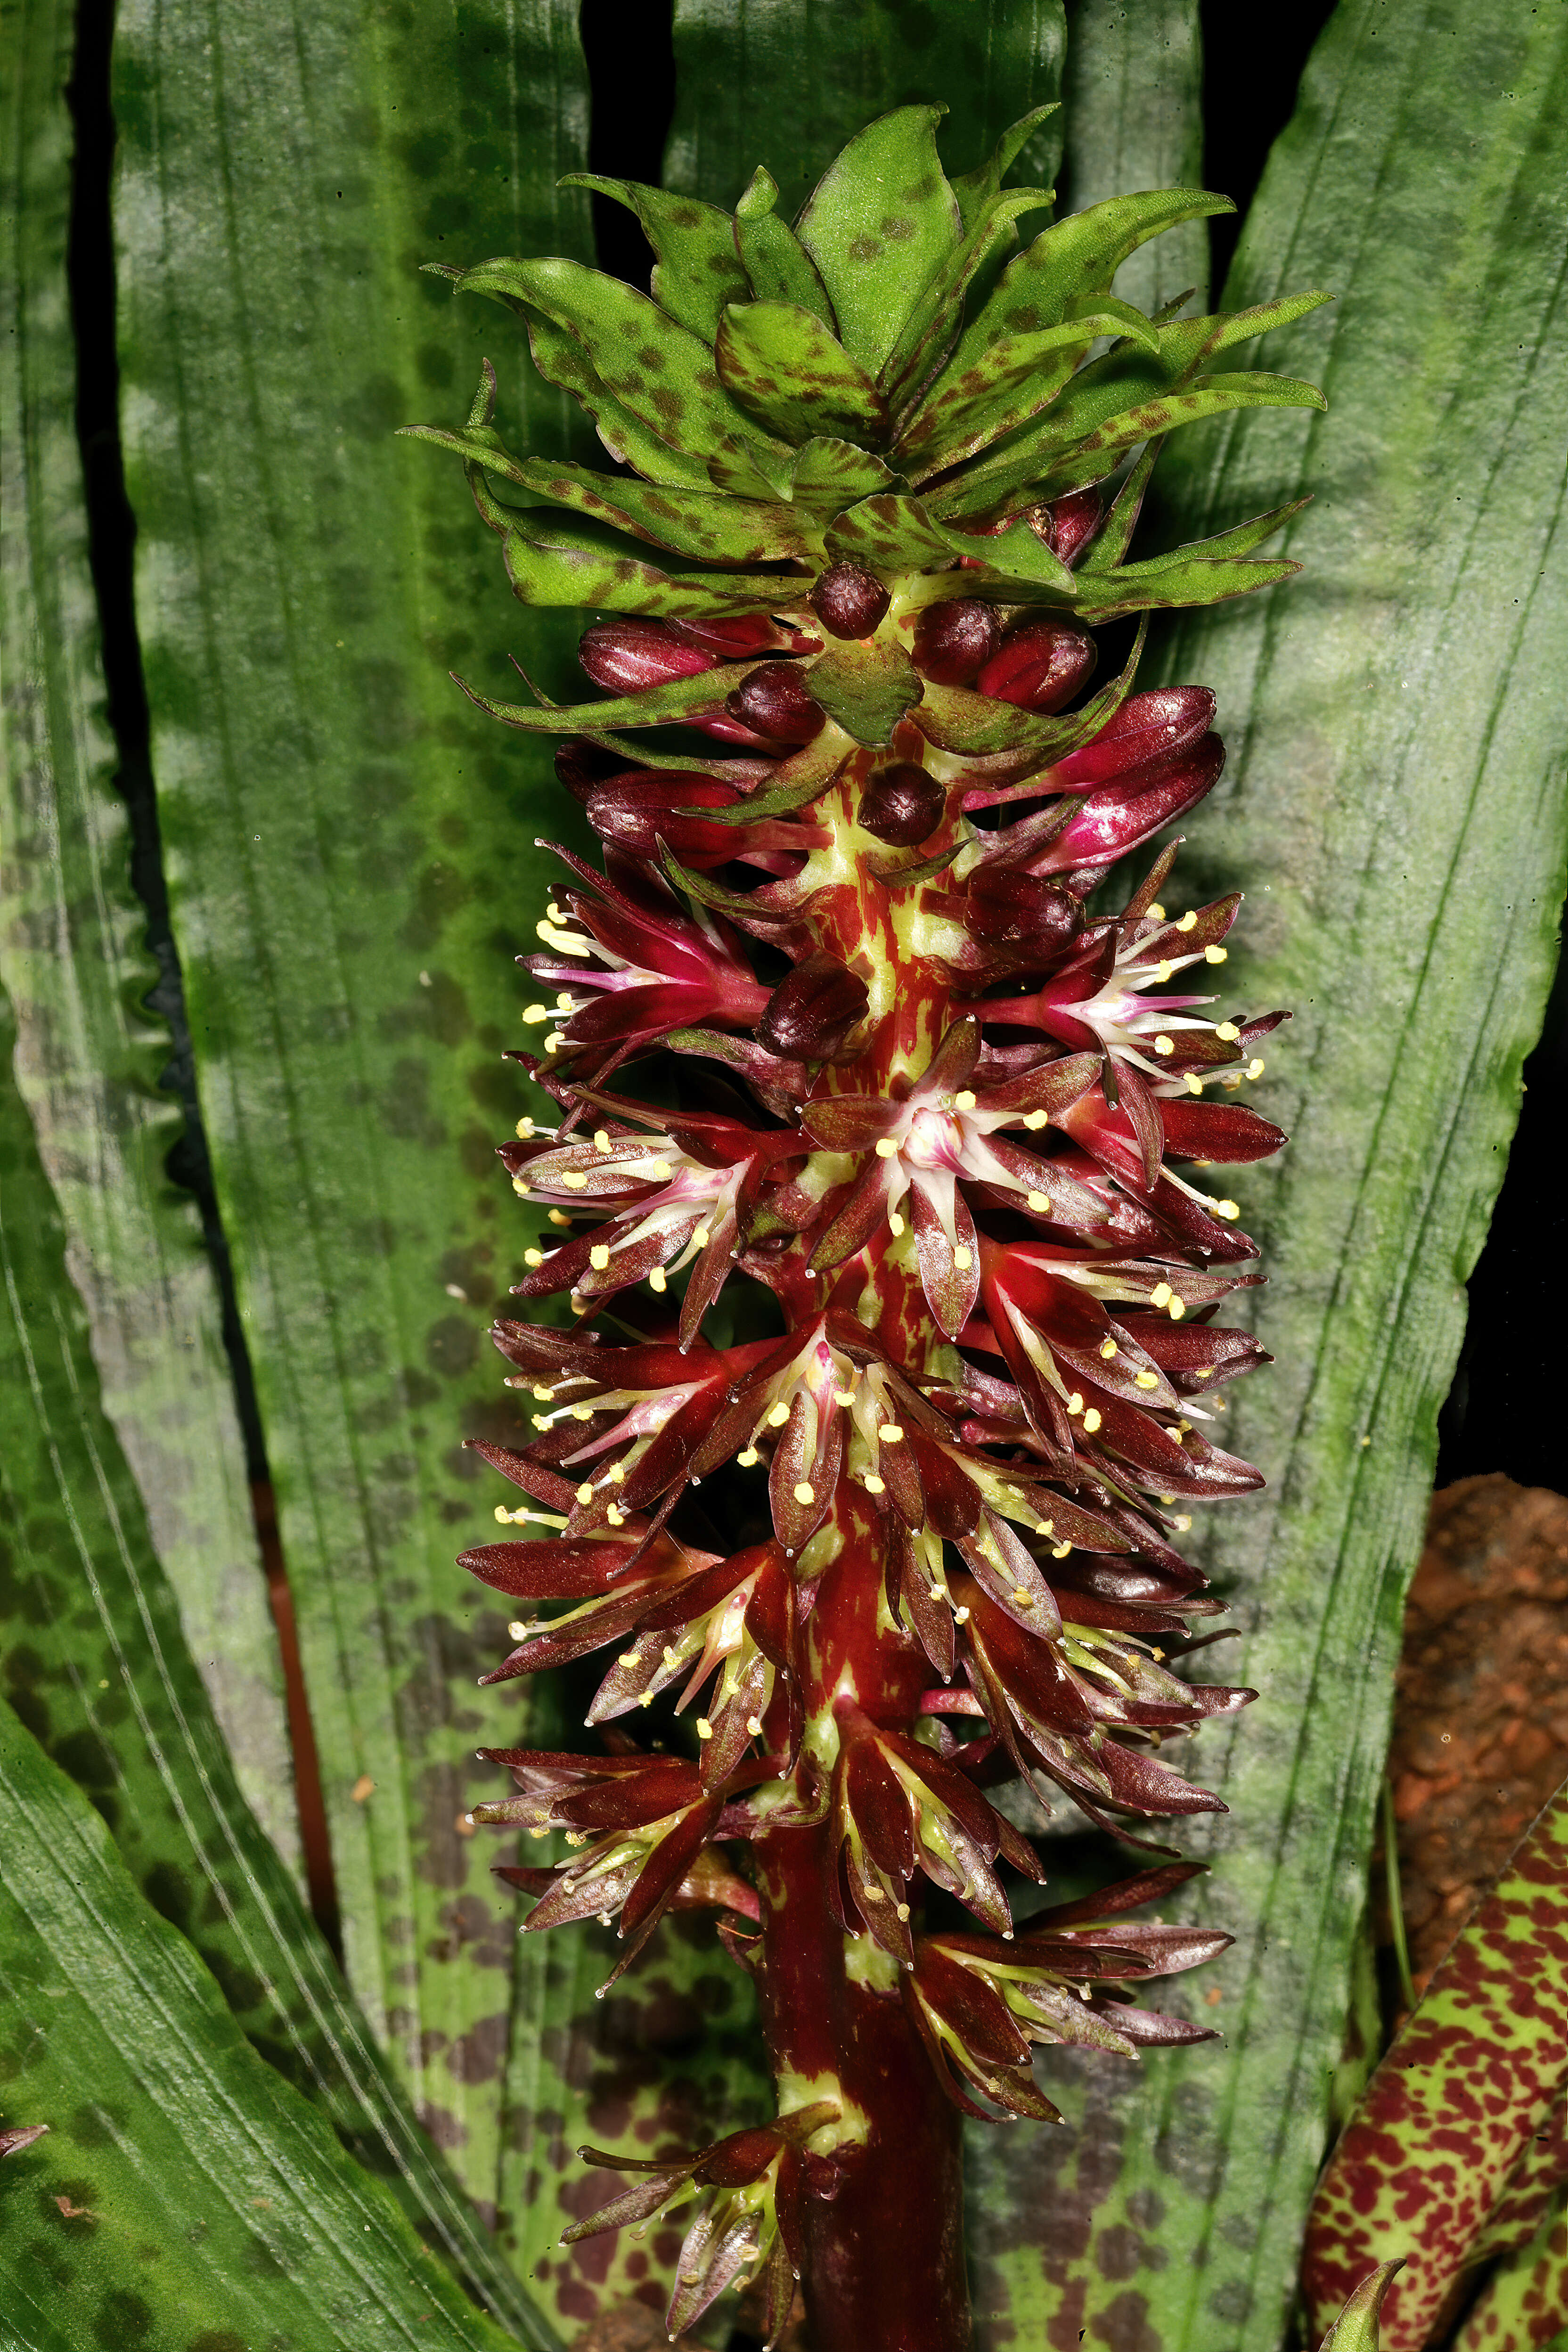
[
  {"x1": 858, "y1": 761, "x2": 946, "y2": 847},
  {"x1": 578, "y1": 619, "x2": 716, "y2": 696},
  {"x1": 964, "y1": 867, "x2": 1083, "y2": 951},
  {"x1": 726, "y1": 661, "x2": 825, "y2": 745},
  {"x1": 809, "y1": 561, "x2": 890, "y2": 641},
  {"x1": 671, "y1": 612, "x2": 813, "y2": 658},
  {"x1": 1030, "y1": 488, "x2": 1102, "y2": 568},
  {"x1": 584, "y1": 773, "x2": 744, "y2": 862},
  {"x1": 757, "y1": 952, "x2": 869, "y2": 1061},
  {"x1": 911, "y1": 598, "x2": 1001, "y2": 686},
  {"x1": 975, "y1": 620, "x2": 1097, "y2": 714}
]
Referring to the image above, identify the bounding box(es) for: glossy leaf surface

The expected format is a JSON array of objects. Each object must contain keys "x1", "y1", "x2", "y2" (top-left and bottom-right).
[
  {"x1": 965, "y1": 4, "x2": 1568, "y2": 2345},
  {"x1": 0, "y1": 994, "x2": 551, "y2": 2341},
  {"x1": 0, "y1": 0, "x2": 294, "y2": 1868},
  {"x1": 0, "y1": 1701, "x2": 520, "y2": 2352}
]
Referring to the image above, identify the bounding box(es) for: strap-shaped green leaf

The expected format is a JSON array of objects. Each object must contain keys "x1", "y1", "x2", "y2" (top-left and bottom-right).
[
  {"x1": 403, "y1": 425, "x2": 818, "y2": 564},
  {"x1": 0, "y1": 1702, "x2": 530, "y2": 2352},
  {"x1": 455, "y1": 254, "x2": 790, "y2": 496},
  {"x1": 560, "y1": 172, "x2": 750, "y2": 340},
  {"x1": 894, "y1": 312, "x2": 1149, "y2": 474},
  {"x1": 735, "y1": 165, "x2": 838, "y2": 327},
  {"x1": 879, "y1": 176, "x2": 1057, "y2": 413},
  {"x1": 825, "y1": 491, "x2": 955, "y2": 572},
  {"x1": 950, "y1": 103, "x2": 1060, "y2": 231},
  {"x1": 1057, "y1": 0, "x2": 1207, "y2": 319},
  {"x1": 795, "y1": 105, "x2": 963, "y2": 374},
  {"x1": 1306, "y1": 1784, "x2": 1568, "y2": 2345},
  {"x1": 523, "y1": 312, "x2": 722, "y2": 488},
  {"x1": 780, "y1": 434, "x2": 902, "y2": 515},
  {"x1": 500, "y1": 511, "x2": 797, "y2": 618},
  {"x1": 716, "y1": 299, "x2": 890, "y2": 444},
  {"x1": 965, "y1": 3, "x2": 1568, "y2": 2344},
  {"x1": 0, "y1": 0, "x2": 294, "y2": 1870},
  {"x1": 456, "y1": 659, "x2": 758, "y2": 734},
  {"x1": 951, "y1": 185, "x2": 1233, "y2": 366},
  {"x1": 0, "y1": 1002, "x2": 548, "y2": 2338}
]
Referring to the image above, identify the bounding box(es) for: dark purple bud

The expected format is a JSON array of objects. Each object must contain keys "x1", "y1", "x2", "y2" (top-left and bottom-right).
[
  {"x1": 975, "y1": 620, "x2": 1097, "y2": 714},
  {"x1": 584, "y1": 773, "x2": 744, "y2": 863},
  {"x1": 671, "y1": 613, "x2": 814, "y2": 658},
  {"x1": 964, "y1": 868, "x2": 1083, "y2": 952},
  {"x1": 911, "y1": 598, "x2": 1002, "y2": 686},
  {"x1": 858, "y1": 761, "x2": 946, "y2": 848},
  {"x1": 726, "y1": 662, "x2": 826, "y2": 745},
  {"x1": 1025, "y1": 488, "x2": 1102, "y2": 568},
  {"x1": 579, "y1": 619, "x2": 716, "y2": 696},
  {"x1": 809, "y1": 561, "x2": 891, "y2": 641},
  {"x1": 757, "y1": 952, "x2": 869, "y2": 1061}
]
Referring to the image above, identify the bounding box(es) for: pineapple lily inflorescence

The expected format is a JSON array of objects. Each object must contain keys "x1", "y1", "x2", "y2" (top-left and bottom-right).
[{"x1": 408, "y1": 103, "x2": 1325, "y2": 2352}]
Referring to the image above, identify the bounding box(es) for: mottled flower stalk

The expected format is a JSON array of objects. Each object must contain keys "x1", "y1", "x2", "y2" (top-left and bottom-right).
[{"x1": 408, "y1": 104, "x2": 1324, "y2": 2350}]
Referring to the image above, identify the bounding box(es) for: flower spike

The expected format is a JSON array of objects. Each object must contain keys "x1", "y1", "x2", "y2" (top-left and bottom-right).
[{"x1": 408, "y1": 101, "x2": 1317, "y2": 2348}]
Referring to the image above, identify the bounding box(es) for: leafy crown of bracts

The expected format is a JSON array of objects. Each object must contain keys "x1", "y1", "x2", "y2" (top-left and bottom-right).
[{"x1": 408, "y1": 102, "x2": 1322, "y2": 2350}]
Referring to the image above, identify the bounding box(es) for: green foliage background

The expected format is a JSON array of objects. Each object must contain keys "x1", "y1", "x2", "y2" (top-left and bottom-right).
[{"x1": 1, "y1": 1, "x2": 1564, "y2": 2347}]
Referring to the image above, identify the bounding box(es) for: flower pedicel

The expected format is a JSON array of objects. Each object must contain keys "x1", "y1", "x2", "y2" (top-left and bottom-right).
[{"x1": 408, "y1": 103, "x2": 1325, "y2": 2351}]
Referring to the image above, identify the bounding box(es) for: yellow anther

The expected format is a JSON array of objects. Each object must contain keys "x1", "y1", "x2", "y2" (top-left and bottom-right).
[
  {"x1": 572, "y1": 1403, "x2": 593, "y2": 1421},
  {"x1": 562, "y1": 1171, "x2": 589, "y2": 1190},
  {"x1": 649, "y1": 1158, "x2": 674, "y2": 1179},
  {"x1": 1026, "y1": 1190, "x2": 1051, "y2": 1214},
  {"x1": 696, "y1": 1718, "x2": 713, "y2": 1741},
  {"x1": 549, "y1": 1209, "x2": 571, "y2": 1225},
  {"x1": 547, "y1": 903, "x2": 565, "y2": 921},
  {"x1": 861, "y1": 1883, "x2": 884, "y2": 1903},
  {"x1": 662, "y1": 1645, "x2": 679, "y2": 1667},
  {"x1": 737, "y1": 1446, "x2": 760, "y2": 1467},
  {"x1": 1099, "y1": 1339, "x2": 1118, "y2": 1360},
  {"x1": 1186, "y1": 1072, "x2": 1203, "y2": 1096},
  {"x1": 1169, "y1": 1296, "x2": 1186, "y2": 1320},
  {"x1": 953, "y1": 1245, "x2": 972, "y2": 1271},
  {"x1": 1151, "y1": 1282, "x2": 1172, "y2": 1307},
  {"x1": 531, "y1": 1383, "x2": 554, "y2": 1401},
  {"x1": 1147, "y1": 902, "x2": 1166, "y2": 922},
  {"x1": 1176, "y1": 911, "x2": 1198, "y2": 933},
  {"x1": 1082, "y1": 1408, "x2": 1103, "y2": 1434},
  {"x1": 606, "y1": 1505, "x2": 624, "y2": 1526},
  {"x1": 575, "y1": 1483, "x2": 594, "y2": 1504},
  {"x1": 1037, "y1": 1519, "x2": 1054, "y2": 1537},
  {"x1": 640, "y1": 1690, "x2": 654, "y2": 1707},
  {"x1": 692, "y1": 1225, "x2": 711, "y2": 1248},
  {"x1": 512, "y1": 1178, "x2": 530, "y2": 1197},
  {"x1": 864, "y1": 1474, "x2": 886, "y2": 1495},
  {"x1": 1172, "y1": 1514, "x2": 1193, "y2": 1533},
  {"x1": 522, "y1": 1003, "x2": 549, "y2": 1024},
  {"x1": 508, "y1": 1620, "x2": 528, "y2": 1640},
  {"x1": 619, "y1": 1650, "x2": 641, "y2": 1669},
  {"x1": 1067, "y1": 1393, "x2": 1084, "y2": 1416},
  {"x1": 874, "y1": 1136, "x2": 899, "y2": 1159},
  {"x1": 1214, "y1": 1199, "x2": 1241, "y2": 1221},
  {"x1": 544, "y1": 1031, "x2": 565, "y2": 1053},
  {"x1": 1052, "y1": 1541, "x2": 1071, "y2": 1560},
  {"x1": 608, "y1": 1463, "x2": 625, "y2": 1483},
  {"x1": 1216, "y1": 1020, "x2": 1241, "y2": 1042},
  {"x1": 953, "y1": 1605, "x2": 970, "y2": 1624},
  {"x1": 879, "y1": 1424, "x2": 904, "y2": 1444},
  {"x1": 953, "y1": 1090, "x2": 977, "y2": 1111},
  {"x1": 589, "y1": 1245, "x2": 611, "y2": 1271},
  {"x1": 1022, "y1": 1109, "x2": 1048, "y2": 1131},
  {"x1": 648, "y1": 1265, "x2": 667, "y2": 1293},
  {"x1": 896, "y1": 1902, "x2": 911, "y2": 1922},
  {"x1": 555, "y1": 991, "x2": 575, "y2": 1009},
  {"x1": 768, "y1": 1402, "x2": 791, "y2": 1428},
  {"x1": 524, "y1": 1248, "x2": 545, "y2": 1268},
  {"x1": 1193, "y1": 1365, "x2": 1214, "y2": 1379},
  {"x1": 1135, "y1": 1371, "x2": 1160, "y2": 1390},
  {"x1": 1011, "y1": 1588, "x2": 1034, "y2": 1609},
  {"x1": 888, "y1": 1210, "x2": 906, "y2": 1235},
  {"x1": 1246, "y1": 1058, "x2": 1266, "y2": 1079},
  {"x1": 493, "y1": 1505, "x2": 510, "y2": 1524},
  {"x1": 834, "y1": 1388, "x2": 856, "y2": 1407},
  {"x1": 515, "y1": 1118, "x2": 535, "y2": 1140},
  {"x1": 746, "y1": 1716, "x2": 764, "y2": 1738},
  {"x1": 1205, "y1": 944, "x2": 1227, "y2": 964},
  {"x1": 593, "y1": 1129, "x2": 612, "y2": 1153},
  {"x1": 793, "y1": 1481, "x2": 816, "y2": 1506},
  {"x1": 1153, "y1": 1034, "x2": 1176, "y2": 1056}
]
